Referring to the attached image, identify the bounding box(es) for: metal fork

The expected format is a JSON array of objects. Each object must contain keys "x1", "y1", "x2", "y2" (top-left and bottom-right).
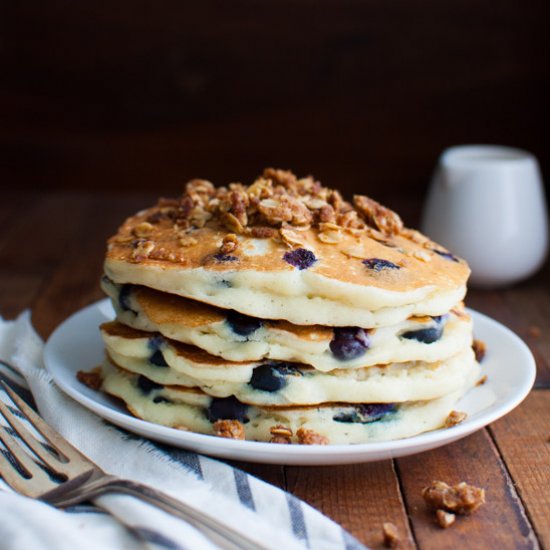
[{"x1": 0, "y1": 381, "x2": 265, "y2": 550}]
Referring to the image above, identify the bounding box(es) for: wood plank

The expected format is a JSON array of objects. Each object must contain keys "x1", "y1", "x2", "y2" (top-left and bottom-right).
[
  {"x1": 490, "y1": 390, "x2": 550, "y2": 548},
  {"x1": 396, "y1": 429, "x2": 538, "y2": 549},
  {"x1": 285, "y1": 461, "x2": 415, "y2": 549}
]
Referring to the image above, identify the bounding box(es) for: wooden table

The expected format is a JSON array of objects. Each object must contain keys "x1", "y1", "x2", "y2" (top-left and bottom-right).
[{"x1": 2, "y1": 191, "x2": 548, "y2": 549}]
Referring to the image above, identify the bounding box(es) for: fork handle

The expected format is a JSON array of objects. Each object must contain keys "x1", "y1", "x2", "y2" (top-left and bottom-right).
[{"x1": 51, "y1": 476, "x2": 268, "y2": 550}]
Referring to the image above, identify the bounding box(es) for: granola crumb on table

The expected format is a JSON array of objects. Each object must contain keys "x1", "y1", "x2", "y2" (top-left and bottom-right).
[
  {"x1": 435, "y1": 509, "x2": 456, "y2": 528},
  {"x1": 422, "y1": 480, "x2": 485, "y2": 515}
]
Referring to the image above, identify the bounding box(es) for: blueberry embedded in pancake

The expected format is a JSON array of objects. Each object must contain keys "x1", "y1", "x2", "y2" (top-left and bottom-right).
[
  {"x1": 400, "y1": 315, "x2": 447, "y2": 344},
  {"x1": 362, "y1": 258, "x2": 401, "y2": 272},
  {"x1": 226, "y1": 310, "x2": 263, "y2": 337},
  {"x1": 333, "y1": 403, "x2": 397, "y2": 424},
  {"x1": 329, "y1": 327, "x2": 370, "y2": 361},
  {"x1": 283, "y1": 248, "x2": 317, "y2": 270},
  {"x1": 248, "y1": 362, "x2": 303, "y2": 392}
]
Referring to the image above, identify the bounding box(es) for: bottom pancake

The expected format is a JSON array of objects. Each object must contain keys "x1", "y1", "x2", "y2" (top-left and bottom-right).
[{"x1": 100, "y1": 359, "x2": 480, "y2": 444}]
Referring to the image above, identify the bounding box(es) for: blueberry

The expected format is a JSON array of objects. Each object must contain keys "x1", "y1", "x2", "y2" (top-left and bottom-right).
[
  {"x1": 226, "y1": 310, "x2": 263, "y2": 337},
  {"x1": 432, "y1": 248, "x2": 459, "y2": 262},
  {"x1": 147, "y1": 336, "x2": 168, "y2": 367},
  {"x1": 137, "y1": 375, "x2": 163, "y2": 395},
  {"x1": 333, "y1": 403, "x2": 396, "y2": 424},
  {"x1": 362, "y1": 258, "x2": 401, "y2": 271},
  {"x1": 148, "y1": 335, "x2": 164, "y2": 351},
  {"x1": 207, "y1": 396, "x2": 249, "y2": 423},
  {"x1": 283, "y1": 248, "x2": 317, "y2": 270},
  {"x1": 249, "y1": 363, "x2": 302, "y2": 392},
  {"x1": 153, "y1": 396, "x2": 172, "y2": 404},
  {"x1": 150, "y1": 349, "x2": 169, "y2": 367},
  {"x1": 329, "y1": 328, "x2": 370, "y2": 361},
  {"x1": 401, "y1": 323, "x2": 443, "y2": 344},
  {"x1": 118, "y1": 284, "x2": 135, "y2": 312},
  {"x1": 213, "y1": 253, "x2": 239, "y2": 262}
]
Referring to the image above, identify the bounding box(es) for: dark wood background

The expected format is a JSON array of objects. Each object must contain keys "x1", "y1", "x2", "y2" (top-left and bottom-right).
[{"x1": 1, "y1": 1, "x2": 548, "y2": 200}]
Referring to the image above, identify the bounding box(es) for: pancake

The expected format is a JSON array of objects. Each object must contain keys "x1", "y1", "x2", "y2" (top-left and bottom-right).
[
  {"x1": 104, "y1": 169, "x2": 469, "y2": 326},
  {"x1": 100, "y1": 359, "x2": 479, "y2": 444},
  {"x1": 103, "y1": 337, "x2": 479, "y2": 405},
  {"x1": 102, "y1": 278, "x2": 473, "y2": 371}
]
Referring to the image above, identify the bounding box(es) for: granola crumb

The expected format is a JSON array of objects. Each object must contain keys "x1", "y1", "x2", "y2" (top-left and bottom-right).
[
  {"x1": 250, "y1": 226, "x2": 278, "y2": 238},
  {"x1": 269, "y1": 425, "x2": 293, "y2": 444},
  {"x1": 173, "y1": 424, "x2": 190, "y2": 431},
  {"x1": 422, "y1": 480, "x2": 485, "y2": 515},
  {"x1": 444, "y1": 410, "x2": 468, "y2": 428},
  {"x1": 178, "y1": 234, "x2": 198, "y2": 247},
  {"x1": 296, "y1": 427, "x2": 329, "y2": 445},
  {"x1": 213, "y1": 419, "x2": 245, "y2": 440},
  {"x1": 131, "y1": 239, "x2": 155, "y2": 260},
  {"x1": 220, "y1": 233, "x2": 239, "y2": 254},
  {"x1": 132, "y1": 221, "x2": 154, "y2": 237},
  {"x1": 472, "y1": 339, "x2": 487, "y2": 362},
  {"x1": 353, "y1": 195, "x2": 403, "y2": 235},
  {"x1": 382, "y1": 522, "x2": 400, "y2": 548},
  {"x1": 476, "y1": 375, "x2": 488, "y2": 386},
  {"x1": 435, "y1": 509, "x2": 456, "y2": 528},
  {"x1": 76, "y1": 367, "x2": 103, "y2": 391}
]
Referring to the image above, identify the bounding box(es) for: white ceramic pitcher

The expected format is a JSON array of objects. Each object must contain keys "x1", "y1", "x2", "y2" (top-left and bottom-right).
[{"x1": 421, "y1": 145, "x2": 548, "y2": 288}]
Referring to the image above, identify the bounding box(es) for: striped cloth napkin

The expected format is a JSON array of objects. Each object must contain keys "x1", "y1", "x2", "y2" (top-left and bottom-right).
[{"x1": 0, "y1": 313, "x2": 367, "y2": 550}]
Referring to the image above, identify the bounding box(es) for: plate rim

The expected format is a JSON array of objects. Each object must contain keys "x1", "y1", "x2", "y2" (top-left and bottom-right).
[{"x1": 43, "y1": 299, "x2": 536, "y2": 464}]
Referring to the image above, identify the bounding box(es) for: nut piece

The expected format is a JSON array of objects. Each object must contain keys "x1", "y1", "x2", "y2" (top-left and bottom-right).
[
  {"x1": 269, "y1": 425, "x2": 293, "y2": 444},
  {"x1": 131, "y1": 239, "x2": 155, "y2": 260},
  {"x1": 133, "y1": 221, "x2": 154, "y2": 237},
  {"x1": 476, "y1": 375, "x2": 488, "y2": 387},
  {"x1": 280, "y1": 226, "x2": 306, "y2": 248},
  {"x1": 444, "y1": 410, "x2": 467, "y2": 428},
  {"x1": 422, "y1": 480, "x2": 485, "y2": 515},
  {"x1": 382, "y1": 522, "x2": 400, "y2": 548},
  {"x1": 213, "y1": 419, "x2": 245, "y2": 440},
  {"x1": 472, "y1": 339, "x2": 487, "y2": 362},
  {"x1": 250, "y1": 226, "x2": 277, "y2": 238},
  {"x1": 220, "y1": 233, "x2": 239, "y2": 254},
  {"x1": 318, "y1": 222, "x2": 342, "y2": 244},
  {"x1": 435, "y1": 509, "x2": 456, "y2": 529},
  {"x1": 296, "y1": 428, "x2": 329, "y2": 445},
  {"x1": 76, "y1": 368, "x2": 103, "y2": 391},
  {"x1": 353, "y1": 195, "x2": 403, "y2": 235},
  {"x1": 178, "y1": 235, "x2": 198, "y2": 247}
]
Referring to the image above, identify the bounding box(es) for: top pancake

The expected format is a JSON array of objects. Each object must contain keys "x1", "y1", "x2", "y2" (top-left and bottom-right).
[{"x1": 104, "y1": 169, "x2": 470, "y2": 326}]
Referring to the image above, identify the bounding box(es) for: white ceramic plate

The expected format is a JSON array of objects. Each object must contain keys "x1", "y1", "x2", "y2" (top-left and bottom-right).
[{"x1": 43, "y1": 300, "x2": 536, "y2": 465}]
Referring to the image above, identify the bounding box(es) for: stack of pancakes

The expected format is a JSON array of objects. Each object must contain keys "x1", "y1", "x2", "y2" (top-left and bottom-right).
[{"x1": 96, "y1": 169, "x2": 480, "y2": 444}]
